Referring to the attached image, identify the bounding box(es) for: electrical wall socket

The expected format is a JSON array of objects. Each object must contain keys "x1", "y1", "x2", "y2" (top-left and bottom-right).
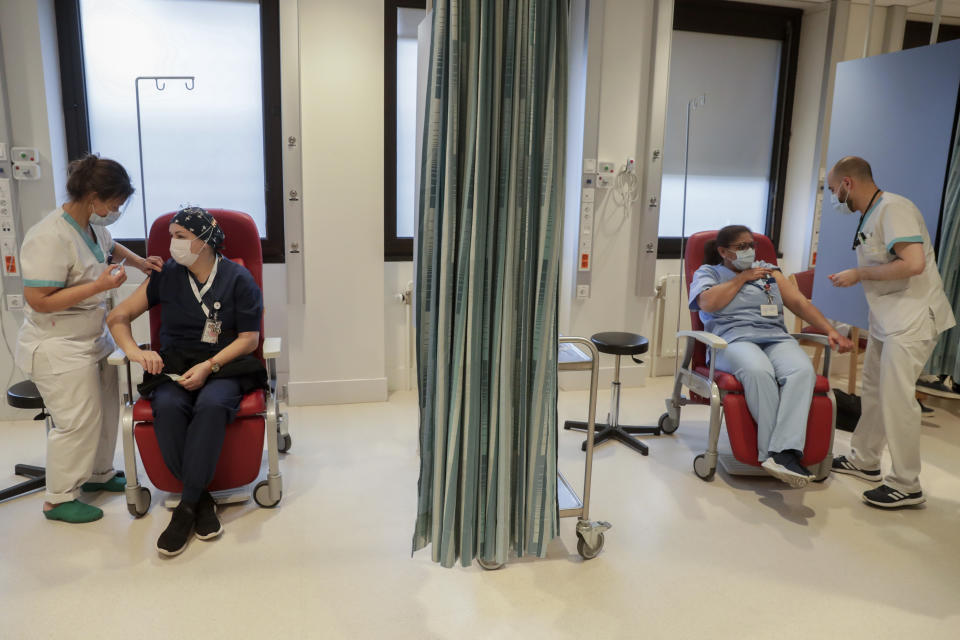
[
  {"x1": 0, "y1": 219, "x2": 12, "y2": 233},
  {"x1": 6, "y1": 294, "x2": 23, "y2": 311},
  {"x1": 576, "y1": 285, "x2": 590, "y2": 299}
]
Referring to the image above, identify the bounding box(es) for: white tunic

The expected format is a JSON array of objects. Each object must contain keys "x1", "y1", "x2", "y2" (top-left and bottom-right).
[
  {"x1": 15, "y1": 209, "x2": 117, "y2": 375},
  {"x1": 855, "y1": 192, "x2": 956, "y2": 342}
]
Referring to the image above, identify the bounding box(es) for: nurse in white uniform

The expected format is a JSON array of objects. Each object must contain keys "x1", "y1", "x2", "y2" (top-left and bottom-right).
[
  {"x1": 827, "y1": 156, "x2": 955, "y2": 509},
  {"x1": 15, "y1": 155, "x2": 162, "y2": 523}
]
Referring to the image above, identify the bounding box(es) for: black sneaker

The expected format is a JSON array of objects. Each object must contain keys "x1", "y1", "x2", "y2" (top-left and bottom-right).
[
  {"x1": 761, "y1": 451, "x2": 810, "y2": 488},
  {"x1": 157, "y1": 502, "x2": 195, "y2": 557},
  {"x1": 863, "y1": 484, "x2": 925, "y2": 508},
  {"x1": 194, "y1": 491, "x2": 223, "y2": 541},
  {"x1": 832, "y1": 455, "x2": 882, "y2": 482},
  {"x1": 916, "y1": 375, "x2": 960, "y2": 400},
  {"x1": 918, "y1": 400, "x2": 934, "y2": 415}
]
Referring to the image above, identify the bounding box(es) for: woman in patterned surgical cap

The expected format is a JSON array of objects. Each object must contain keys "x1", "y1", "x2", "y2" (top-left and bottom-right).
[{"x1": 108, "y1": 206, "x2": 266, "y2": 556}]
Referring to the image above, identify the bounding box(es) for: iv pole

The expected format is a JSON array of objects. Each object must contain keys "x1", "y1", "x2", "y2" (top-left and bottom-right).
[
  {"x1": 674, "y1": 93, "x2": 706, "y2": 381},
  {"x1": 134, "y1": 76, "x2": 196, "y2": 245}
]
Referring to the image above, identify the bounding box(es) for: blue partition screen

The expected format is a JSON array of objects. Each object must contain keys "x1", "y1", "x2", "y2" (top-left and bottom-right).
[{"x1": 813, "y1": 39, "x2": 960, "y2": 329}]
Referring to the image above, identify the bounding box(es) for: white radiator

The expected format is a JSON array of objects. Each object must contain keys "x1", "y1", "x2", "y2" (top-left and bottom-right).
[{"x1": 656, "y1": 274, "x2": 682, "y2": 358}]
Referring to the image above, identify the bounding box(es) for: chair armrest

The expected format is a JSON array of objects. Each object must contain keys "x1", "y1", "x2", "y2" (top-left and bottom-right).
[
  {"x1": 792, "y1": 333, "x2": 829, "y2": 346},
  {"x1": 676, "y1": 330, "x2": 728, "y2": 350},
  {"x1": 107, "y1": 348, "x2": 129, "y2": 366},
  {"x1": 263, "y1": 337, "x2": 282, "y2": 360}
]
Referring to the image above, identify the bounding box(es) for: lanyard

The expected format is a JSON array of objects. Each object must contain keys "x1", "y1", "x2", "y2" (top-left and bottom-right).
[
  {"x1": 747, "y1": 278, "x2": 776, "y2": 304},
  {"x1": 852, "y1": 189, "x2": 882, "y2": 250},
  {"x1": 189, "y1": 257, "x2": 220, "y2": 318}
]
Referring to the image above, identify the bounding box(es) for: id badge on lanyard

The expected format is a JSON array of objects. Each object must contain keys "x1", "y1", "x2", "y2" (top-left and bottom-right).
[
  {"x1": 753, "y1": 278, "x2": 779, "y2": 317},
  {"x1": 190, "y1": 258, "x2": 222, "y2": 344}
]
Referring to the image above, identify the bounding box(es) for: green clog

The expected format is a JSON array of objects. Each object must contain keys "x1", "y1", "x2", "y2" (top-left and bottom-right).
[
  {"x1": 43, "y1": 500, "x2": 103, "y2": 523},
  {"x1": 82, "y1": 471, "x2": 126, "y2": 493}
]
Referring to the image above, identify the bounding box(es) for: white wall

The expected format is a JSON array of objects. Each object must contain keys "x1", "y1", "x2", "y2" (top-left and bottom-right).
[
  {"x1": 558, "y1": 0, "x2": 659, "y2": 389},
  {"x1": 286, "y1": 0, "x2": 387, "y2": 405},
  {"x1": 0, "y1": 0, "x2": 69, "y2": 420}
]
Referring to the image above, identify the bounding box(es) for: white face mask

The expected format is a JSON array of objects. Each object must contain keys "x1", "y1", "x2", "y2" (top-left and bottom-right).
[
  {"x1": 731, "y1": 248, "x2": 755, "y2": 271},
  {"x1": 170, "y1": 238, "x2": 200, "y2": 267},
  {"x1": 829, "y1": 183, "x2": 854, "y2": 214},
  {"x1": 89, "y1": 209, "x2": 122, "y2": 226}
]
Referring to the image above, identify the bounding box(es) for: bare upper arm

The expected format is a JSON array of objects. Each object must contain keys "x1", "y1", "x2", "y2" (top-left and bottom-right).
[
  {"x1": 892, "y1": 241, "x2": 925, "y2": 275},
  {"x1": 771, "y1": 270, "x2": 805, "y2": 311},
  {"x1": 107, "y1": 280, "x2": 150, "y2": 324}
]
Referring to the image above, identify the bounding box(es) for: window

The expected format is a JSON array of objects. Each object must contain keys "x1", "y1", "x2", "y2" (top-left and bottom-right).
[
  {"x1": 385, "y1": 1, "x2": 427, "y2": 261},
  {"x1": 55, "y1": 0, "x2": 284, "y2": 262},
  {"x1": 657, "y1": 0, "x2": 801, "y2": 258},
  {"x1": 903, "y1": 20, "x2": 960, "y2": 50}
]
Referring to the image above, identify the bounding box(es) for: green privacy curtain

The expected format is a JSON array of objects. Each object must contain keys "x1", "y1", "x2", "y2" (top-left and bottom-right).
[
  {"x1": 412, "y1": 0, "x2": 567, "y2": 568},
  {"x1": 928, "y1": 116, "x2": 960, "y2": 380}
]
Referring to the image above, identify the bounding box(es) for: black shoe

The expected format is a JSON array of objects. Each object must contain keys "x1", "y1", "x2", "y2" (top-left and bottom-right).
[
  {"x1": 194, "y1": 491, "x2": 223, "y2": 541},
  {"x1": 794, "y1": 453, "x2": 815, "y2": 480},
  {"x1": 863, "y1": 484, "x2": 925, "y2": 508},
  {"x1": 918, "y1": 400, "x2": 934, "y2": 415},
  {"x1": 761, "y1": 451, "x2": 810, "y2": 488},
  {"x1": 157, "y1": 502, "x2": 196, "y2": 557},
  {"x1": 916, "y1": 375, "x2": 960, "y2": 400},
  {"x1": 832, "y1": 455, "x2": 882, "y2": 482}
]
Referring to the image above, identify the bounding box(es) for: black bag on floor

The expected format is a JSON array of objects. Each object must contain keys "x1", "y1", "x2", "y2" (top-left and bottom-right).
[{"x1": 833, "y1": 388, "x2": 861, "y2": 432}]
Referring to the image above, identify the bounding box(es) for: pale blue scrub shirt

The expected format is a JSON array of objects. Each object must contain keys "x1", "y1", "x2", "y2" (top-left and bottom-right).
[{"x1": 689, "y1": 261, "x2": 791, "y2": 344}]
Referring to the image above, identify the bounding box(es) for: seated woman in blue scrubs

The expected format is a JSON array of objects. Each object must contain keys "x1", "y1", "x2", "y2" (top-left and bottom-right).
[
  {"x1": 108, "y1": 207, "x2": 265, "y2": 556},
  {"x1": 689, "y1": 225, "x2": 852, "y2": 488}
]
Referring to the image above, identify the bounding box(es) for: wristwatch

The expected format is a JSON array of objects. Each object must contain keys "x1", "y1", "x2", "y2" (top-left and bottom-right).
[{"x1": 209, "y1": 360, "x2": 221, "y2": 374}]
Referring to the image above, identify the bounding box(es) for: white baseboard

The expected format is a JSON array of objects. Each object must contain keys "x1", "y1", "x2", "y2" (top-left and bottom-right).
[{"x1": 287, "y1": 377, "x2": 388, "y2": 406}]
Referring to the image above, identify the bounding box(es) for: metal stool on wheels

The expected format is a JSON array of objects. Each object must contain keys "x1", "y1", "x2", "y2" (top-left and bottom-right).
[
  {"x1": 1, "y1": 381, "x2": 50, "y2": 503},
  {"x1": 564, "y1": 332, "x2": 660, "y2": 456}
]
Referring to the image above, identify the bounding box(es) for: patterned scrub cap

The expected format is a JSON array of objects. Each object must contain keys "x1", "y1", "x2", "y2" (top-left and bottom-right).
[{"x1": 170, "y1": 206, "x2": 225, "y2": 250}]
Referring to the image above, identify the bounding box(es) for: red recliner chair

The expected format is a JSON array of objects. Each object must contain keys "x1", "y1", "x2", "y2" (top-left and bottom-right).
[
  {"x1": 658, "y1": 231, "x2": 836, "y2": 481},
  {"x1": 109, "y1": 209, "x2": 289, "y2": 515}
]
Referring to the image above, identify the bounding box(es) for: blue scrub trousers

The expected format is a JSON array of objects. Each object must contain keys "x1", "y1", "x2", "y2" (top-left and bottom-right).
[
  {"x1": 151, "y1": 378, "x2": 243, "y2": 503},
  {"x1": 714, "y1": 339, "x2": 816, "y2": 462}
]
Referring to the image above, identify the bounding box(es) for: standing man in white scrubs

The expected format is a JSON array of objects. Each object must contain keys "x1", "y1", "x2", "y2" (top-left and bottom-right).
[
  {"x1": 15, "y1": 155, "x2": 162, "y2": 523},
  {"x1": 826, "y1": 156, "x2": 955, "y2": 508}
]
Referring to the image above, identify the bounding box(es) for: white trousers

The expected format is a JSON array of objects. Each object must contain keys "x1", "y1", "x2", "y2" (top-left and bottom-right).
[
  {"x1": 30, "y1": 351, "x2": 120, "y2": 504},
  {"x1": 850, "y1": 333, "x2": 936, "y2": 494}
]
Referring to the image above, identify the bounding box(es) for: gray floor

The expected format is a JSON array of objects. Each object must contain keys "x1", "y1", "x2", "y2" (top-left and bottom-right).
[{"x1": 1, "y1": 374, "x2": 958, "y2": 639}]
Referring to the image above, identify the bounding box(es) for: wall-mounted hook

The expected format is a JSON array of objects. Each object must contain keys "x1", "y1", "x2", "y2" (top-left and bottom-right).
[
  {"x1": 155, "y1": 79, "x2": 166, "y2": 91},
  {"x1": 185, "y1": 78, "x2": 195, "y2": 90}
]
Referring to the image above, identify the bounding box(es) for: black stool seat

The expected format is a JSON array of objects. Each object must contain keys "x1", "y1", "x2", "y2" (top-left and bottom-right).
[
  {"x1": 7, "y1": 380, "x2": 44, "y2": 410},
  {"x1": 591, "y1": 332, "x2": 648, "y2": 356}
]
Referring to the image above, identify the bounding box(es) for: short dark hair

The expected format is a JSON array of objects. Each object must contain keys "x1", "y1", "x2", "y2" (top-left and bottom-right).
[
  {"x1": 703, "y1": 225, "x2": 752, "y2": 266},
  {"x1": 65, "y1": 154, "x2": 135, "y2": 203},
  {"x1": 832, "y1": 156, "x2": 874, "y2": 181}
]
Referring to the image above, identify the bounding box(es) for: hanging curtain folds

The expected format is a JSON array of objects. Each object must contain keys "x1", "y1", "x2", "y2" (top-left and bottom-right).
[
  {"x1": 928, "y1": 117, "x2": 960, "y2": 381},
  {"x1": 412, "y1": 0, "x2": 568, "y2": 568}
]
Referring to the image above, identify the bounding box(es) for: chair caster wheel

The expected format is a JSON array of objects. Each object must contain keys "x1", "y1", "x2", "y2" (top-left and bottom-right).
[
  {"x1": 278, "y1": 433, "x2": 292, "y2": 453},
  {"x1": 577, "y1": 532, "x2": 604, "y2": 560},
  {"x1": 253, "y1": 480, "x2": 281, "y2": 508},
  {"x1": 477, "y1": 557, "x2": 504, "y2": 571},
  {"x1": 127, "y1": 487, "x2": 151, "y2": 518},
  {"x1": 693, "y1": 454, "x2": 716, "y2": 481},
  {"x1": 658, "y1": 412, "x2": 679, "y2": 434}
]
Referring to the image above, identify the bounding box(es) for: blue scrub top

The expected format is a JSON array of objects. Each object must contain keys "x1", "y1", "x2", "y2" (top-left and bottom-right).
[
  {"x1": 688, "y1": 261, "x2": 791, "y2": 345},
  {"x1": 146, "y1": 257, "x2": 263, "y2": 353}
]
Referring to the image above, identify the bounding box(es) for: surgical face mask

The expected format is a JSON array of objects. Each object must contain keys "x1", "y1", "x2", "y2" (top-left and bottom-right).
[
  {"x1": 830, "y1": 183, "x2": 854, "y2": 214},
  {"x1": 89, "y1": 209, "x2": 122, "y2": 226},
  {"x1": 170, "y1": 238, "x2": 200, "y2": 267},
  {"x1": 730, "y1": 248, "x2": 755, "y2": 271}
]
